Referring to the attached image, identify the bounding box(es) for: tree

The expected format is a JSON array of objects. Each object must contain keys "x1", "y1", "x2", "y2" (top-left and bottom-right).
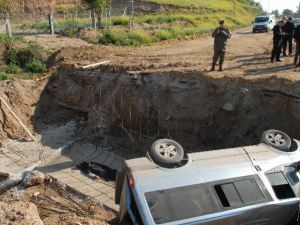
[
  {"x1": 271, "y1": 10, "x2": 279, "y2": 17},
  {"x1": 85, "y1": 0, "x2": 107, "y2": 28},
  {"x1": 282, "y1": 9, "x2": 294, "y2": 17}
]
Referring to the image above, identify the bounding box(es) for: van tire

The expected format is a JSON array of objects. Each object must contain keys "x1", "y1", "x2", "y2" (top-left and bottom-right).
[
  {"x1": 149, "y1": 139, "x2": 184, "y2": 168},
  {"x1": 261, "y1": 130, "x2": 291, "y2": 151}
]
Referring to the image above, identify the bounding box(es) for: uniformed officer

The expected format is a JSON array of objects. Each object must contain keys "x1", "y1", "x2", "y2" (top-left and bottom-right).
[
  {"x1": 282, "y1": 17, "x2": 295, "y2": 56},
  {"x1": 271, "y1": 19, "x2": 286, "y2": 62},
  {"x1": 294, "y1": 24, "x2": 300, "y2": 66},
  {"x1": 210, "y1": 20, "x2": 232, "y2": 72}
]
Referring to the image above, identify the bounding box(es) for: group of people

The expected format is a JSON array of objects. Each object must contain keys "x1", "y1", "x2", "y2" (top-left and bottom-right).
[
  {"x1": 271, "y1": 17, "x2": 300, "y2": 66},
  {"x1": 210, "y1": 17, "x2": 300, "y2": 72}
]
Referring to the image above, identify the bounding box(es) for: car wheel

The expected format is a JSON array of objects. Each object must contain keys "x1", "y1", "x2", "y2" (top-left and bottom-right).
[
  {"x1": 149, "y1": 139, "x2": 184, "y2": 168},
  {"x1": 252, "y1": 29, "x2": 255, "y2": 33},
  {"x1": 261, "y1": 130, "x2": 291, "y2": 151}
]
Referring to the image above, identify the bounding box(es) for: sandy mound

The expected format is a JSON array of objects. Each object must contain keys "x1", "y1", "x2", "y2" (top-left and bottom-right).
[{"x1": 0, "y1": 201, "x2": 44, "y2": 225}]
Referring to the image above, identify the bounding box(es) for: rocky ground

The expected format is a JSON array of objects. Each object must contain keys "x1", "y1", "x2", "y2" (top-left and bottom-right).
[{"x1": 0, "y1": 178, "x2": 117, "y2": 225}]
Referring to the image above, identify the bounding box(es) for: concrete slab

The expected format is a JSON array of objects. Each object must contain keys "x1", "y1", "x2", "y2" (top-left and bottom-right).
[{"x1": 38, "y1": 142, "x2": 124, "y2": 210}]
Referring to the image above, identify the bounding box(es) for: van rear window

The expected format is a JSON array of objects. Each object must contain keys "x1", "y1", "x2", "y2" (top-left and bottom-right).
[{"x1": 145, "y1": 184, "x2": 220, "y2": 224}]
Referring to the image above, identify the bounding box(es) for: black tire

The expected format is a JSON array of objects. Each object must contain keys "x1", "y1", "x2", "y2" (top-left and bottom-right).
[
  {"x1": 0, "y1": 178, "x2": 20, "y2": 195},
  {"x1": 261, "y1": 130, "x2": 291, "y2": 151},
  {"x1": 252, "y1": 29, "x2": 256, "y2": 33},
  {"x1": 149, "y1": 139, "x2": 184, "y2": 168}
]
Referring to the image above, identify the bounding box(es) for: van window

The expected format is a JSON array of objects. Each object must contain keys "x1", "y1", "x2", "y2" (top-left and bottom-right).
[
  {"x1": 145, "y1": 184, "x2": 220, "y2": 224},
  {"x1": 214, "y1": 179, "x2": 266, "y2": 208},
  {"x1": 266, "y1": 172, "x2": 296, "y2": 199}
]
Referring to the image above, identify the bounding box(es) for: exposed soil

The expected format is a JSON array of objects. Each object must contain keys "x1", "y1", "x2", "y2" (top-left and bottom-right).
[
  {"x1": 1, "y1": 29, "x2": 300, "y2": 149},
  {"x1": 38, "y1": 29, "x2": 300, "y2": 151},
  {"x1": 0, "y1": 78, "x2": 48, "y2": 146},
  {"x1": 0, "y1": 179, "x2": 117, "y2": 225}
]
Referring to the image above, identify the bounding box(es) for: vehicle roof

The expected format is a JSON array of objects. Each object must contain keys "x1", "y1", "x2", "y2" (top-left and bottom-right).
[{"x1": 126, "y1": 142, "x2": 300, "y2": 193}]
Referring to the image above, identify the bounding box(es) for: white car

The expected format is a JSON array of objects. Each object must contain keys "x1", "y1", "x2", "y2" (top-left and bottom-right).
[
  {"x1": 253, "y1": 15, "x2": 276, "y2": 33},
  {"x1": 115, "y1": 130, "x2": 300, "y2": 225},
  {"x1": 292, "y1": 18, "x2": 300, "y2": 28}
]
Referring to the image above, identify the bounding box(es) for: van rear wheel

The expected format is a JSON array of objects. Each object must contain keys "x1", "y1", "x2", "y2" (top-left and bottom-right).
[
  {"x1": 149, "y1": 139, "x2": 184, "y2": 168},
  {"x1": 261, "y1": 130, "x2": 291, "y2": 151}
]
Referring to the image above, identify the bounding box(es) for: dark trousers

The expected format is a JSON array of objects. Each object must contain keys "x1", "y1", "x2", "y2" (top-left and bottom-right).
[
  {"x1": 212, "y1": 50, "x2": 225, "y2": 66},
  {"x1": 295, "y1": 42, "x2": 300, "y2": 65},
  {"x1": 282, "y1": 36, "x2": 293, "y2": 55},
  {"x1": 271, "y1": 39, "x2": 282, "y2": 61}
]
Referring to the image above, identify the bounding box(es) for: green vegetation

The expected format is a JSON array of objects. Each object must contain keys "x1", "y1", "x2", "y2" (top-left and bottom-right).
[
  {"x1": 0, "y1": 34, "x2": 48, "y2": 80},
  {"x1": 16, "y1": 0, "x2": 261, "y2": 46},
  {"x1": 85, "y1": 0, "x2": 107, "y2": 27}
]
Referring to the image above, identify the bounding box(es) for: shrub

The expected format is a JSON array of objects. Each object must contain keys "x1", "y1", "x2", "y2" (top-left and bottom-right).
[
  {"x1": 5, "y1": 43, "x2": 47, "y2": 72},
  {"x1": 128, "y1": 30, "x2": 152, "y2": 46},
  {"x1": 0, "y1": 72, "x2": 9, "y2": 80},
  {"x1": 6, "y1": 63, "x2": 22, "y2": 74},
  {"x1": 99, "y1": 29, "x2": 129, "y2": 45},
  {"x1": 111, "y1": 17, "x2": 130, "y2": 26},
  {"x1": 154, "y1": 29, "x2": 173, "y2": 41},
  {"x1": 26, "y1": 59, "x2": 46, "y2": 73}
]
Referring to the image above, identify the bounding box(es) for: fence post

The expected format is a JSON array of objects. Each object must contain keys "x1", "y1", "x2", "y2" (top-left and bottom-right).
[
  {"x1": 72, "y1": 11, "x2": 76, "y2": 33},
  {"x1": 91, "y1": 9, "x2": 97, "y2": 30},
  {"x1": 5, "y1": 13, "x2": 12, "y2": 37},
  {"x1": 48, "y1": 11, "x2": 54, "y2": 35},
  {"x1": 130, "y1": 0, "x2": 134, "y2": 29}
]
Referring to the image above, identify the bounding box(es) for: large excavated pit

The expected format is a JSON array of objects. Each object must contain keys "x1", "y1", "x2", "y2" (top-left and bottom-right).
[{"x1": 34, "y1": 66, "x2": 300, "y2": 155}]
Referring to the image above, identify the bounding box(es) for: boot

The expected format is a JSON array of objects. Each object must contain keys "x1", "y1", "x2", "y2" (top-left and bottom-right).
[
  {"x1": 210, "y1": 64, "x2": 215, "y2": 71},
  {"x1": 218, "y1": 64, "x2": 223, "y2": 72}
]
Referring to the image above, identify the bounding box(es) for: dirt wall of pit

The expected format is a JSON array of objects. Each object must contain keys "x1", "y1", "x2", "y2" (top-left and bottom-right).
[{"x1": 37, "y1": 67, "x2": 300, "y2": 150}]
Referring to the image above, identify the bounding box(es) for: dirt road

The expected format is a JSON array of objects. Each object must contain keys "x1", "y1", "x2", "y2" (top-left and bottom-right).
[{"x1": 46, "y1": 28, "x2": 299, "y2": 81}]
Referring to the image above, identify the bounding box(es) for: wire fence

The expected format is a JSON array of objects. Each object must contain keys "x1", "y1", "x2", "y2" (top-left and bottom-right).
[{"x1": 0, "y1": 0, "x2": 139, "y2": 36}]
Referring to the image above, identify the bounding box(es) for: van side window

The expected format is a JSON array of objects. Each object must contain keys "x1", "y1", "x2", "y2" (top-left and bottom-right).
[
  {"x1": 266, "y1": 172, "x2": 296, "y2": 199},
  {"x1": 214, "y1": 179, "x2": 265, "y2": 208}
]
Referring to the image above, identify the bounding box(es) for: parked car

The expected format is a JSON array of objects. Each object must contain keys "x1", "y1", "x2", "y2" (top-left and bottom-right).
[
  {"x1": 292, "y1": 18, "x2": 300, "y2": 28},
  {"x1": 115, "y1": 130, "x2": 300, "y2": 225},
  {"x1": 252, "y1": 15, "x2": 276, "y2": 33}
]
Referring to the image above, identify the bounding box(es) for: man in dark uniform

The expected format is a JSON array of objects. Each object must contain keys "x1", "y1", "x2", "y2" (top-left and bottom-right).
[
  {"x1": 294, "y1": 24, "x2": 300, "y2": 66},
  {"x1": 282, "y1": 17, "x2": 295, "y2": 56},
  {"x1": 210, "y1": 20, "x2": 232, "y2": 72},
  {"x1": 271, "y1": 19, "x2": 286, "y2": 62}
]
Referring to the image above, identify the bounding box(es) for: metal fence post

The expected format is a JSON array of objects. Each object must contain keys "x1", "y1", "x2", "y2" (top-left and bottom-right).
[
  {"x1": 48, "y1": 11, "x2": 54, "y2": 35},
  {"x1": 5, "y1": 13, "x2": 12, "y2": 37}
]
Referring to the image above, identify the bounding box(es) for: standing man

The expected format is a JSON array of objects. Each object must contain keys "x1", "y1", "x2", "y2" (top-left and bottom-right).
[
  {"x1": 282, "y1": 17, "x2": 295, "y2": 56},
  {"x1": 294, "y1": 24, "x2": 300, "y2": 67},
  {"x1": 271, "y1": 19, "x2": 286, "y2": 63},
  {"x1": 210, "y1": 20, "x2": 232, "y2": 72}
]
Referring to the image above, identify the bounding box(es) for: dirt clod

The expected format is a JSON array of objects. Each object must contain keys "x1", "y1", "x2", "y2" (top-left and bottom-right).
[{"x1": 23, "y1": 171, "x2": 46, "y2": 188}]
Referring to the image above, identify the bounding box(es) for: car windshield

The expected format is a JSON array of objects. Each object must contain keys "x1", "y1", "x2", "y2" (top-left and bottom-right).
[{"x1": 255, "y1": 17, "x2": 269, "y2": 23}]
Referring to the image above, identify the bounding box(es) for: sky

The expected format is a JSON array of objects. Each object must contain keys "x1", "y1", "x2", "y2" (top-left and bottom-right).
[{"x1": 254, "y1": 0, "x2": 299, "y2": 13}]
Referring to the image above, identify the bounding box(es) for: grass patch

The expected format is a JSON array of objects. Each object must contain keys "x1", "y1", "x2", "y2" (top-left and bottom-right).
[{"x1": 5, "y1": 63, "x2": 22, "y2": 74}]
